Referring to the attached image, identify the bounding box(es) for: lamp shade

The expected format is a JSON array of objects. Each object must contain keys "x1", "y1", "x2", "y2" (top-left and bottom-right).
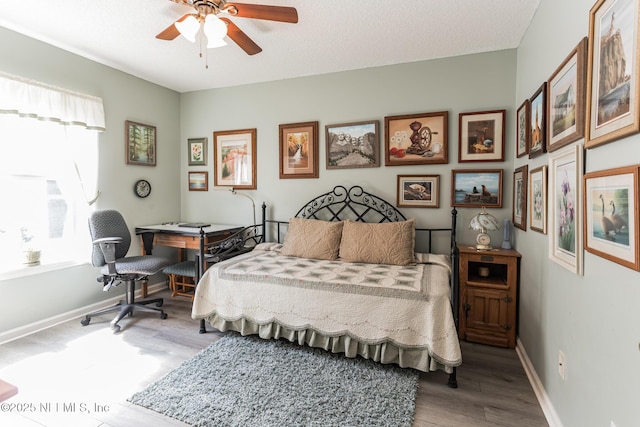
[
  {"x1": 175, "y1": 15, "x2": 200, "y2": 42},
  {"x1": 469, "y1": 206, "x2": 499, "y2": 232},
  {"x1": 204, "y1": 14, "x2": 228, "y2": 48}
]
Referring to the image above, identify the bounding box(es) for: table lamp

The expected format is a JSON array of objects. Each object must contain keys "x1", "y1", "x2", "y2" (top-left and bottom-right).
[{"x1": 469, "y1": 206, "x2": 499, "y2": 250}]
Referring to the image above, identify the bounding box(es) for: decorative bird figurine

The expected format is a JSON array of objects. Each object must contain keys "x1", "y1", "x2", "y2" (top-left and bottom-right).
[
  {"x1": 609, "y1": 200, "x2": 627, "y2": 232},
  {"x1": 599, "y1": 194, "x2": 616, "y2": 240}
]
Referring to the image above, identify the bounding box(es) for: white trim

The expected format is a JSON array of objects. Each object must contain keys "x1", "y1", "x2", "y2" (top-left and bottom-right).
[
  {"x1": 0, "y1": 282, "x2": 167, "y2": 345},
  {"x1": 516, "y1": 337, "x2": 563, "y2": 427}
]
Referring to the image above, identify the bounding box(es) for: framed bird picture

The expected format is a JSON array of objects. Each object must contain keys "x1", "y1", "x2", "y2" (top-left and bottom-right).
[{"x1": 584, "y1": 165, "x2": 640, "y2": 271}]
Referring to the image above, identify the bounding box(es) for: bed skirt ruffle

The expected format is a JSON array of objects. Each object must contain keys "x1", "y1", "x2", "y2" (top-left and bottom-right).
[{"x1": 204, "y1": 313, "x2": 456, "y2": 373}]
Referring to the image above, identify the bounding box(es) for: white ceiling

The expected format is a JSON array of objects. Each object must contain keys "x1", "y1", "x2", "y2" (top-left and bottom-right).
[{"x1": 0, "y1": 0, "x2": 540, "y2": 93}]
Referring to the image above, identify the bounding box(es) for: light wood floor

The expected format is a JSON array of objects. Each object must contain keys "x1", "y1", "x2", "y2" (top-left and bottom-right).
[{"x1": 0, "y1": 289, "x2": 548, "y2": 427}]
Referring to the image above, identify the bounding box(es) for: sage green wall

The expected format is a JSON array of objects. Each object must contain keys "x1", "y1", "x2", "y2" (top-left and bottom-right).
[
  {"x1": 0, "y1": 27, "x2": 181, "y2": 335},
  {"x1": 517, "y1": 0, "x2": 640, "y2": 425},
  {"x1": 180, "y1": 50, "x2": 518, "y2": 249}
]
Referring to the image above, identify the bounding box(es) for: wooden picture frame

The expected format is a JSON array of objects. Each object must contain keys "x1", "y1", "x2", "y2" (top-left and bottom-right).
[
  {"x1": 516, "y1": 100, "x2": 530, "y2": 158},
  {"x1": 279, "y1": 121, "x2": 319, "y2": 179},
  {"x1": 513, "y1": 165, "x2": 528, "y2": 230},
  {"x1": 451, "y1": 169, "x2": 503, "y2": 208},
  {"x1": 584, "y1": 165, "x2": 639, "y2": 271},
  {"x1": 458, "y1": 110, "x2": 506, "y2": 162},
  {"x1": 547, "y1": 37, "x2": 588, "y2": 152},
  {"x1": 213, "y1": 128, "x2": 257, "y2": 190},
  {"x1": 586, "y1": 0, "x2": 640, "y2": 149},
  {"x1": 396, "y1": 175, "x2": 440, "y2": 208},
  {"x1": 548, "y1": 143, "x2": 584, "y2": 275},
  {"x1": 188, "y1": 171, "x2": 208, "y2": 191},
  {"x1": 125, "y1": 120, "x2": 156, "y2": 166},
  {"x1": 188, "y1": 137, "x2": 207, "y2": 166},
  {"x1": 384, "y1": 111, "x2": 448, "y2": 166},
  {"x1": 529, "y1": 165, "x2": 548, "y2": 234},
  {"x1": 529, "y1": 83, "x2": 547, "y2": 158},
  {"x1": 325, "y1": 120, "x2": 379, "y2": 169}
]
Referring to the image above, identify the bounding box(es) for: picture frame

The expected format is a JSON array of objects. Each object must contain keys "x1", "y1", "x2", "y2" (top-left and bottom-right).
[
  {"x1": 586, "y1": 0, "x2": 640, "y2": 149},
  {"x1": 396, "y1": 175, "x2": 440, "y2": 208},
  {"x1": 451, "y1": 169, "x2": 503, "y2": 208},
  {"x1": 384, "y1": 111, "x2": 448, "y2": 166},
  {"x1": 213, "y1": 128, "x2": 257, "y2": 190},
  {"x1": 188, "y1": 137, "x2": 207, "y2": 166},
  {"x1": 529, "y1": 83, "x2": 547, "y2": 158},
  {"x1": 458, "y1": 110, "x2": 506, "y2": 162},
  {"x1": 529, "y1": 165, "x2": 548, "y2": 234},
  {"x1": 513, "y1": 165, "x2": 528, "y2": 230},
  {"x1": 516, "y1": 100, "x2": 530, "y2": 158},
  {"x1": 584, "y1": 165, "x2": 639, "y2": 271},
  {"x1": 188, "y1": 171, "x2": 208, "y2": 191},
  {"x1": 548, "y1": 143, "x2": 584, "y2": 275},
  {"x1": 125, "y1": 120, "x2": 156, "y2": 166},
  {"x1": 547, "y1": 37, "x2": 588, "y2": 152},
  {"x1": 325, "y1": 120, "x2": 379, "y2": 169},
  {"x1": 279, "y1": 121, "x2": 319, "y2": 179}
]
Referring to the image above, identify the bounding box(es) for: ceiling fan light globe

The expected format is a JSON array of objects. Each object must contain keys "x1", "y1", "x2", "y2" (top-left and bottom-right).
[
  {"x1": 204, "y1": 14, "x2": 228, "y2": 39},
  {"x1": 206, "y1": 37, "x2": 228, "y2": 48},
  {"x1": 175, "y1": 15, "x2": 199, "y2": 43}
]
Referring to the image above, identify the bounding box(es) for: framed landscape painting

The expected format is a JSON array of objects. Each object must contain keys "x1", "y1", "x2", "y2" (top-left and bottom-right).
[
  {"x1": 529, "y1": 83, "x2": 547, "y2": 158},
  {"x1": 584, "y1": 165, "x2": 639, "y2": 270},
  {"x1": 384, "y1": 111, "x2": 448, "y2": 166},
  {"x1": 125, "y1": 120, "x2": 156, "y2": 166},
  {"x1": 214, "y1": 128, "x2": 257, "y2": 190},
  {"x1": 279, "y1": 121, "x2": 319, "y2": 179},
  {"x1": 451, "y1": 169, "x2": 503, "y2": 208},
  {"x1": 326, "y1": 120, "x2": 379, "y2": 169},
  {"x1": 529, "y1": 165, "x2": 548, "y2": 234}
]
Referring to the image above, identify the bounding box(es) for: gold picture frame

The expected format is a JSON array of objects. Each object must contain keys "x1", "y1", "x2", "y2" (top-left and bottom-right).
[{"x1": 279, "y1": 121, "x2": 319, "y2": 179}]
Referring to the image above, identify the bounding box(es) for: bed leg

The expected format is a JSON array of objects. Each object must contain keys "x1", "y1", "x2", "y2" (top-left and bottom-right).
[
  {"x1": 447, "y1": 367, "x2": 458, "y2": 388},
  {"x1": 199, "y1": 318, "x2": 207, "y2": 334}
]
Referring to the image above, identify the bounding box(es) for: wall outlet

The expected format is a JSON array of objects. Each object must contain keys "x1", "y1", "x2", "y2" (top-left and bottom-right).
[{"x1": 558, "y1": 350, "x2": 566, "y2": 380}]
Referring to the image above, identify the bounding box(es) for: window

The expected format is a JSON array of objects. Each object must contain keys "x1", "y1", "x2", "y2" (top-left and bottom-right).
[{"x1": 0, "y1": 114, "x2": 98, "y2": 273}]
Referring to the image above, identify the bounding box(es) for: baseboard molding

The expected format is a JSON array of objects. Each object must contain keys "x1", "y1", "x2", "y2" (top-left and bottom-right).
[
  {"x1": 516, "y1": 338, "x2": 563, "y2": 427},
  {"x1": 0, "y1": 282, "x2": 168, "y2": 345}
]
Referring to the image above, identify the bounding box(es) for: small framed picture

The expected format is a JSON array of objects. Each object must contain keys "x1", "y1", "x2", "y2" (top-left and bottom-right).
[
  {"x1": 188, "y1": 137, "x2": 207, "y2": 166},
  {"x1": 451, "y1": 169, "x2": 503, "y2": 208},
  {"x1": 384, "y1": 111, "x2": 448, "y2": 166},
  {"x1": 513, "y1": 165, "x2": 528, "y2": 230},
  {"x1": 325, "y1": 120, "x2": 379, "y2": 169},
  {"x1": 584, "y1": 165, "x2": 639, "y2": 271},
  {"x1": 458, "y1": 110, "x2": 505, "y2": 162},
  {"x1": 529, "y1": 165, "x2": 548, "y2": 234},
  {"x1": 396, "y1": 175, "x2": 440, "y2": 208},
  {"x1": 188, "y1": 171, "x2": 208, "y2": 191},
  {"x1": 516, "y1": 100, "x2": 530, "y2": 158},
  {"x1": 279, "y1": 121, "x2": 319, "y2": 179},
  {"x1": 548, "y1": 143, "x2": 583, "y2": 275},
  {"x1": 214, "y1": 128, "x2": 257, "y2": 190},
  {"x1": 547, "y1": 37, "x2": 587, "y2": 152},
  {"x1": 529, "y1": 83, "x2": 547, "y2": 158},
  {"x1": 125, "y1": 120, "x2": 156, "y2": 166}
]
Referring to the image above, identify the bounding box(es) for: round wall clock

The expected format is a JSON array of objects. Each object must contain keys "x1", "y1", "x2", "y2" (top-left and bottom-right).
[{"x1": 134, "y1": 179, "x2": 151, "y2": 198}]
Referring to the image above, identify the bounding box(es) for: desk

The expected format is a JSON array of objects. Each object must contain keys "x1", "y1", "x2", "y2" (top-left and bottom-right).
[{"x1": 134, "y1": 223, "x2": 243, "y2": 296}]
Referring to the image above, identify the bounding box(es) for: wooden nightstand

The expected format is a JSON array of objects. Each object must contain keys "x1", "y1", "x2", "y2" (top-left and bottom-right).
[{"x1": 457, "y1": 244, "x2": 521, "y2": 348}]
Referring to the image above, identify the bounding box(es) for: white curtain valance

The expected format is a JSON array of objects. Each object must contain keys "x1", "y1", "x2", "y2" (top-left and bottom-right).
[{"x1": 0, "y1": 71, "x2": 105, "y2": 131}]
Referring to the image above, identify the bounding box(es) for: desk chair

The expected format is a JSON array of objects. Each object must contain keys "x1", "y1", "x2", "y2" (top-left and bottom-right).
[{"x1": 81, "y1": 210, "x2": 172, "y2": 332}]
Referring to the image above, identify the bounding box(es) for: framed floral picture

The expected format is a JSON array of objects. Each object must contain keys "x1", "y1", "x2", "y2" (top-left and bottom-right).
[
  {"x1": 325, "y1": 120, "x2": 379, "y2": 169},
  {"x1": 458, "y1": 110, "x2": 505, "y2": 162},
  {"x1": 548, "y1": 143, "x2": 584, "y2": 275},
  {"x1": 529, "y1": 165, "x2": 548, "y2": 234},
  {"x1": 529, "y1": 83, "x2": 547, "y2": 158},
  {"x1": 384, "y1": 111, "x2": 448, "y2": 166},
  {"x1": 125, "y1": 120, "x2": 156, "y2": 166},
  {"x1": 213, "y1": 128, "x2": 257, "y2": 190},
  {"x1": 451, "y1": 169, "x2": 503, "y2": 208},
  {"x1": 513, "y1": 165, "x2": 528, "y2": 230},
  {"x1": 516, "y1": 100, "x2": 530, "y2": 158},
  {"x1": 188, "y1": 137, "x2": 207, "y2": 166},
  {"x1": 547, "y1": 37, "x2": 587, "y2": 152},
  {"x1": 584, "y1": 165, "x2": 639, "y2": 271},
  {"x1": 396, "y1": 174, "x2": 440, "y2": 208},
  {"x1": 279, "y1": 121, "x2": 319, "y2": 179}
]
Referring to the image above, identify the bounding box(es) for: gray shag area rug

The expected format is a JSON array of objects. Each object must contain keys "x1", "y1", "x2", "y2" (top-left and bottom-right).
[{"x1": 128, "y1": 333, "x2": 419, "y2": 426}]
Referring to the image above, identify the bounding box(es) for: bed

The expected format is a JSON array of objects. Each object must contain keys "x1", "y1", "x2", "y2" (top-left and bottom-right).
[{"x1": 191, "y1": 185, "x2": 462, "y2": 387}]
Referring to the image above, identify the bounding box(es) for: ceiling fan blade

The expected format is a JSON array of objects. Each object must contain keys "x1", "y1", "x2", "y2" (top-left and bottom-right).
[
  {"x1": 220, "y1": 18, "x2": 262, "y2": 55},
  {"x1": 156, "y1": 14, "x2": 192, "y2": 40},
  {"x1": 225, "y1": 3, "x2": 298, "y2": 23}
]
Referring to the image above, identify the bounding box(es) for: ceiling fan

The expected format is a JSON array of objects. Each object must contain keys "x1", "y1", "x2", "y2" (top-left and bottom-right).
[{"x1": 156, "y1": 0, "x2": 298, "y2": 56}]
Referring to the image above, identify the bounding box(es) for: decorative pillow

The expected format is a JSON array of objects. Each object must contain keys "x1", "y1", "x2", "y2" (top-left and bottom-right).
[
  {"x1": 339, "y1": 219, "x2": 415, "y2": 265},
  {"x1": 280, "y1": 218, "x2": 344, "y2": 260}
]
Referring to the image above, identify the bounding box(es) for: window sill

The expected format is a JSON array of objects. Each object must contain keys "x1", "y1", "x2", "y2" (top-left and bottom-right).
[{"x1": 0, "y1": 259, "x2": 87, "y2": 281}]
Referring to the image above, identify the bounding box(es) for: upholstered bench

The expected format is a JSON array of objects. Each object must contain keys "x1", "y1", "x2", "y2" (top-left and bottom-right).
[{"x1": 163, "y1": 261, "x2": 197, "y2": 299}]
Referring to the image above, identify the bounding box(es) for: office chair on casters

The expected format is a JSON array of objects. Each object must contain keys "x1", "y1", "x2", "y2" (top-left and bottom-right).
[{"x1": 80, "y1": 210, "x2": 172, "y2": 333}]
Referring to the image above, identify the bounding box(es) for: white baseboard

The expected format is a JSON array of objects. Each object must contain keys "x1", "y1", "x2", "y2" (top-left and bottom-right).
[
  {"x1": 516, "y1": 338, "x2": 563, "y2": 427},
  {"x1": 0, "y1": 282, "x2": 168, "y2": 345}
]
